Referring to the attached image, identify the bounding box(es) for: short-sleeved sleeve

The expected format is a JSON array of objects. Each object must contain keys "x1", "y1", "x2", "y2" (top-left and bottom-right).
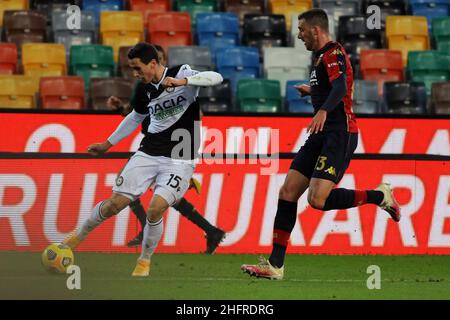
[
  {"x1": 322, "y1": 47, "x2": 347, "y2": 83},
  {"x1": 130, "y1": 81, "x2": 149, "y2": 115},
  {"x1": 177, "y1": 64, "x2": 200, "y2": 79}
]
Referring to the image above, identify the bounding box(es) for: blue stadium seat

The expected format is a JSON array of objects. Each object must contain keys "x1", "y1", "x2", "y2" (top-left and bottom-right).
[
  {"x1": 409, "y1": 0, "x2": 449, "y2": 30},
  {"x1": 196, "y1": 12, "x2": 240, "y2": 60},
  {"x1": 82, "y1": 0, "x2": 123, "y2": 25},
  {"x1": 285, "y1": 80, "x2": 313, "y2": 113},
  {"x1": 216, "y1": 46, "x2": 260, "y2": 93}
]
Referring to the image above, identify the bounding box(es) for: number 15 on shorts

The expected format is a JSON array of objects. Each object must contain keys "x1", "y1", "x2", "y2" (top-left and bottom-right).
[{"x1": 167, "y1": 174, "x2": 182, "y2": 190}]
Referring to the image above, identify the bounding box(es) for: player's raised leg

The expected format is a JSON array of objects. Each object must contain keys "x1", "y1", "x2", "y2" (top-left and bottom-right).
[
  {"x1": 308, "y1": 178, "x2": 401, "y2": 221},
  {"x1": 63, "y1": 193, "x2": 132, "y2": 249},
  {"x1": 241, "y1": 169, "x2": 309, "y2": 280}
]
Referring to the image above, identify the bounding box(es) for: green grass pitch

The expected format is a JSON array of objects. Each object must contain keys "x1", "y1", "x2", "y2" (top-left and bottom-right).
[{"x1": 1, "y1": 252, "x2": 450, "y2": 300}]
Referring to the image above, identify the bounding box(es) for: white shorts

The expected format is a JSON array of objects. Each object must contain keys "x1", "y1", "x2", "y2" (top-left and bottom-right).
[{"x1": 112, "y1": 151, "x2": 196, "y2": 206}]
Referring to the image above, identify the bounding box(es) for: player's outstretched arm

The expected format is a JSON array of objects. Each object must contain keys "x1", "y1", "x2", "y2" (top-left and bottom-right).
[
  {"x1": 87, "y1": 110, "x2": 147, "y2": 155},
  {"x1": 87, "y1": 141, "x2": 113, "y2": 155},
  {"x1": 162, "y1": 71, "x2": 223, "y2": 88}
]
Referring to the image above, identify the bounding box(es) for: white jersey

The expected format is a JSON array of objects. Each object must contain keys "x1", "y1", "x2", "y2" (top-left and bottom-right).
[{"x1": 133, "y1": 64, "x2": 201, "y2": 160}]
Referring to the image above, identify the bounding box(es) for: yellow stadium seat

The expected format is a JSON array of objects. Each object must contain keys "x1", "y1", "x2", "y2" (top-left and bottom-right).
[
  {"x1": 0, "y1": 75, "x2": 39, "y2": 109},
  {"x1": 22, "y1": 43, "x2": 66, "y2": 78},
  {"x1": 100, "y1": 11, "x2": 144, "y2": 62},
  {"x1": 386, "y1": 16, "x2": 430, "y2": 66},
  {"x1": 0, "y1": 0, "x2": 28, "y2": 26},
  {"x1": 269, "y1": 0, "x2": 312, "y2": 31}
]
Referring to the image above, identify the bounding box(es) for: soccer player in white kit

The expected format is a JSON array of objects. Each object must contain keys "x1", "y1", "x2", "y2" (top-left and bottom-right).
[{"x1": 63, "y1": 43, "x2": 223, "y2": 276}]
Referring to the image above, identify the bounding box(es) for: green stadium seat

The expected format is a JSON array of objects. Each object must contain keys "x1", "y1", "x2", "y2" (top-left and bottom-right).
[
  {"x1": 407, "y1": 51, "x2": 450, "y2": 95},
  {"x1": 437, "y1": 41, "x2": 450, "y2": 54},
  {"x1": 237, "y1": 79, "x2": 282, "y2": 113},
  {"x1": 432, "y1": 17, "x2": 450, "y2": 52},
  {"x1": 69, "y1": 45, "x2": 115, "y2": 90},
  {"x1": 176, "y1": 0, "x2": 217, "y2": 27}
]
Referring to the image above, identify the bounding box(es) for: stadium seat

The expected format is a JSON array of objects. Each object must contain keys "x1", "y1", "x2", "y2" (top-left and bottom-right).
[
  {"x1": 89, "y1": 77, "x2": 134, "y2": 110},
  {"x1": 363, "y1": 0, "x2": 406, "y2": 29},
  {"x1": 118, "y1": 46, "x2": 134, "y2": 79},
  {"x1": 196, "y1": 13, "x2": 240, "y2": 59},
  {"x1": 2, "y1": 10, "x2": 47, "y2": 48},
  {"x1": 352, "y1": 80, "x2": 380, "y2": 114},
  {"x1": 82, "y1": 0, "x2": 123, "y2": 25},
  {"x1": 409, "y1": 0, "x2": 449, "y2": 30},
  {"x1": 0, "y1": 0, "x2": 28, "y2": 27},
  {"x1": 31, "y1": 0, "x2": 81, "y2": 10},
  {"x1": 22, "y1": 43, "x2": 67, "y2": 78},
  {"x1": 438, "y1": 41, "x2": 450, "y2": 54},
  {"x1": 285, "y1": 79, "x2": 313, "y2": 113},
  {"x1": 242, "y1": 14, "x2": 287, "y2": 53},
  {"x1": 317, "y1": 0, "x2": 360, "y2": 34},
  {"x1": 407, "y1": 51, "x2": 450, "y2": 95},
  {"x1": 269, "y1": 0, "x2": 312, "y2": 31},
  {"x1": 31, "y1": 0, "x2": 81, "y2": 22},
  {"x1": 383, "y1": 81, "x2": 427, "y2": 114},
  {"x1": 338, "y1": 15, "x2": 381, "y2": 55},
  {"x1": 146, "y1": 12, "x2": 192, "y2": 51},
  {"x1": 129, "y1": 0, "x2": 171, "y2": 24},
  {"x1": 168, "y1": 46, "x2": 212, "y2": 71},
  {"x1": 0, "y1": 75, "x2": 39, "y2": 108},
  {"x1": 237, "y1": 79, "x2": 282, "y2": 112},
  {"x1": 52, "y1": 10, "x2": 96, "y2": 53},
  {"x1": 70, "y1": 44, "x2": 115, "y2": 90},
  {"x1": 360, "y1": 49, "x2": 404, "y2": 95},
  {"x1": 198, "y1": 79, "x2": 233, "y2": 112},
  {"x1": 0, "y1": 43, "x2": 18, "y2": 74},
  {"x1": 385, "y1": 16, "x2": 430, "y2": 66},
  {"x1": 216, "y1": 46, "x2": 260, "y2": 93},
  {"x1": 39, "y1": 76, "x2": 85, "y2": 110},
  {"x1": 431, "y1": 82, "x2": 450, "y2": 114},
  {"x1": 223, "y1": 0, "x2": 265, "y2": 26},
  {"x1": 432, "y1": 17, "x2": 450, "y2": 51},
  {"x1": 175, "y1": 0, "x2": 217, "y2": 27},
  {"x1": 100, "y1": 11, "x2": 144, "y2": 62},
  {"x1": 264, "y1": 47, "x2": 311, "y2": 96}
]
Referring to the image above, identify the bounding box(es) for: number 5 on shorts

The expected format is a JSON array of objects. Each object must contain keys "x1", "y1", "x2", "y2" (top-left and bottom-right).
[{"x1": 167, "y1": 174, "x2": 182, "y2": 188}]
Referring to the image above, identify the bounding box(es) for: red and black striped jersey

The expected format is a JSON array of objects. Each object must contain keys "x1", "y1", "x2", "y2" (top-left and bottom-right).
[{"x1": 310, "y1": 41, "x2": 358, "y2": 133}]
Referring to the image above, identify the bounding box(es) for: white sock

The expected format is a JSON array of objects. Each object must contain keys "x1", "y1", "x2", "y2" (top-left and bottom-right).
[
  {"x1": 76, "y1": 201, "x2": 107, "y2": 240},
  {"x1": 139, "y1": 218, "x2": 163, "y2": 261}
]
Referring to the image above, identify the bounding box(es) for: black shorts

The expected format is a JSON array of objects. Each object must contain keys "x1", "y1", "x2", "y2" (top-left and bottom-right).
[{"x1": 290, "y1": 130, "x2": 358, "y2": 184}]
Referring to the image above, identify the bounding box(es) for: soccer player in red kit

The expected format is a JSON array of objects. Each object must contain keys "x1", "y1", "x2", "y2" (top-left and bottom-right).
[{"x1": 241, "y1": 9, "x2": 401, "y2": 280}]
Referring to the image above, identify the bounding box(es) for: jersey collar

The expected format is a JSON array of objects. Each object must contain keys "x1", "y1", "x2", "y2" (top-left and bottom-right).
[
  {"x1": 314, "y1": 41, "x2": 336, "y2": 57},
  {"x1": 150, "y1": 67, "x2": 168, "y2": 90}
]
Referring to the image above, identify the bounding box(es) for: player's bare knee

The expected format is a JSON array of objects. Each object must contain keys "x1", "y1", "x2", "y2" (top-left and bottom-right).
[
  {"x1": 147, "y1": 206, "x2": 164, "y2": 223},
  {"x1": 102, "y1": 199, "x2": 124, "y2": 217},
  {"x1": 279, "y1": 185, "x2": 300, "y2": 202},
  {"x1": 307, "y1": 192, "x2": 326, "y2": 210}
]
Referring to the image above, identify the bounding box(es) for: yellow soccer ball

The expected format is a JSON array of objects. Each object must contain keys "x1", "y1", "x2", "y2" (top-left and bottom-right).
[{"x1": 41, "y1": 243, "x2": 74, "y2": 274}]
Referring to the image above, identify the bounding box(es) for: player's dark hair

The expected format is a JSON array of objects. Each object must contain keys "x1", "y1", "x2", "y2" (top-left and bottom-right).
[
  {"x1": 128, "y1": 42, "x2": 159, "y2": 64},
  {"x1": 298, "y1": 9, "x2": 329, "y2": 33},
  {"x1": 153, "y1": 44, "x2": 166, "y2": 61}
]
